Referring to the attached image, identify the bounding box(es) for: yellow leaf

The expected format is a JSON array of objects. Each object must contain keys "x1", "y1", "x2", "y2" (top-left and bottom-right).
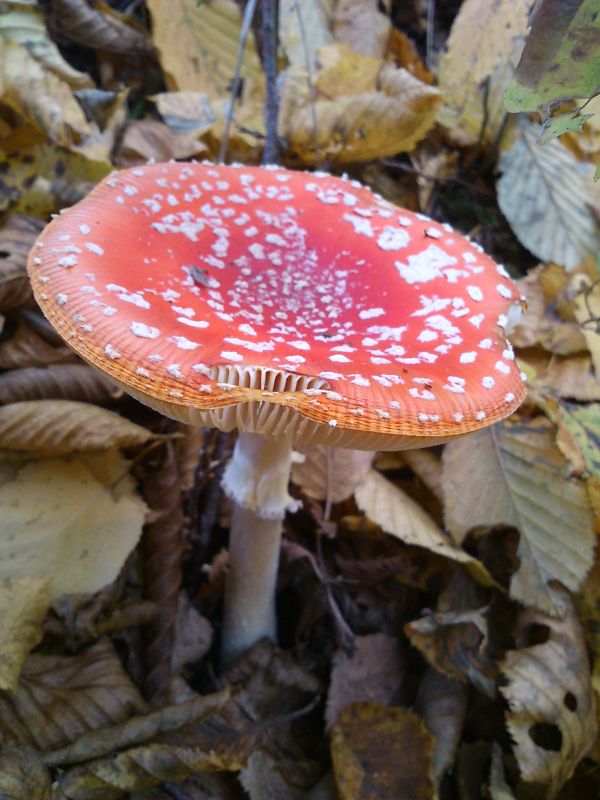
[
  {"x1": 279, "y1": 44, "x2": 440, "y2": 165},
  {"x1": 0, "y1": 451, "x2": 147, "y2": 597},
  {"x1": 443, "y1": 420, "x2": 595, "y2": 614},
  {"x1": 291, "y1": 445, "x2": 374, "y2": 503},
  {"x1": 0, "y1": 576, "x2": 50, "y2": 693},
  {"x1": 571, "y1": 274, "x2": 600, "y2": 376},
  {"x1": 279, "y1": 0, "x2": 331, "y2": 67},
  {"x1": 332, "y1": 0, "x2": 391, "y2": 58},
  {"x1": 437, "y1": 0, "x2": 530, "y2": 146}
]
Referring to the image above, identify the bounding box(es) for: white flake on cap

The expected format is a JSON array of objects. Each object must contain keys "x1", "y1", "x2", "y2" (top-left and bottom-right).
[
  {"x1": 85, "y1": 243, "x2": 104, "y2": 255},
  {"x1": 104, "y1": 344, "x2": 121, "y2": 359},
  {"x1": 131, "y1": 321, "x2": 160, "y2": 339}
]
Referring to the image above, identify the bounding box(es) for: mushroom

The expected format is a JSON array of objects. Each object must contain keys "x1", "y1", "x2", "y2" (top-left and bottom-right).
[{"x1": 27, "y1": 162, "x2": 526, "y2": 664}]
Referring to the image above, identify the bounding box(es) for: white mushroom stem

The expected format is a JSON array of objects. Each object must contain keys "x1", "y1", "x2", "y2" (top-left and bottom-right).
[{"x1": 221, "y1": 432, "x2": 300, "y2": 665}]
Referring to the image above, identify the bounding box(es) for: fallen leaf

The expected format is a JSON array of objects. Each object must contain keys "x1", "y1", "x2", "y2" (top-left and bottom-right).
[
  {"x1": 146, "y1": 0, "x2": 263, "y2": 98},
  {"x1": 331, "y1": 702, "x2": 435, "y2": 800},
  {"x1": 152, "y1": 91, "x2": 215, "y2": 135},
  {"x1": 279, "y1": 0, "x2": 331, "y2": 68},
  {"x1": 326, "y1": 634, "x2": 406, "y2": 730},
  {"x1": 505, "y1": 0, "x2": 600, "y2": 113},
  {"x1": 497, "y1": 121, "x2": 600, "y2": 271},
  {"x1": 115, "y1": 118, "x2": 209, "y2": 166},
  {"x1": 547, "y1": 399, "x2": 600, "y2": 479},
  {"x1": 0, "y1": 364, "x2": 122, "y2": 406},
  {"x1": 0, "y1": 638, "x2": 147, "y2": 751},
  {"x1": 332, "y1": 0, "x2": 391, "y2": 58},
  {"x1": 0, "y1": 746, "x2": 50, "y2": 800},
  {"x1": 0, "y1": 214, "x2": 44, "y2": 311},
  {"x1": 0, "y1": 450, "x2": 147, "y2": 596},
  {"x1": 48, "y1": 0, "x2": 153, "y2": 56},
  {"x1": 355, "y1": 468, "x2": 492, "y2": 583},
  {"x1": 437, "y1": 0, "x2": 530, "y2": 146},
  {"x1": 500, "y1": 588, "x2": 597, "y2": 797},
  {"x1": 571, "y1": 274, "x2": 600, "y2": 375},
  {"x1": 0, "y1": 320, "x2": 74, "y2": 369},
  {"x1": 525, "y1": 353, "x2": 600, "y2": 401},
  {"x1": 0, "y1": 399, "x2": 152, "y2": 453},
  {"x1": 279, "y1": 45, "x2": 440, "y2": 164},
  {"x1": 0, "y1": 576, "x2": 50, "y2": 692},
  {"x1": 443, "y1": 419, "x2": 595, "y2": 614},
  {"x1": 415, "y1": 668, "x2": 467, "y2": 787},
  {"x1": 291, "y1": 445, "x2": 374, "y2": 503},
  {"x1": 240, "y1": 749, "x2": 323, "y2": 800}
]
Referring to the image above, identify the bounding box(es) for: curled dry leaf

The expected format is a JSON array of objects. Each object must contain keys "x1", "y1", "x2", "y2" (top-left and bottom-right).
[
  {"x1": 48, "y1": 0, "x2": 153, "y2": 56},
  {"x1": 279, "y1": 45, "x2": 440, "y2": 165},
  {"x1": 500, "y1": 588, "x2": 597, "y2": 797},
  {"x1": 116, "y1": 119, "x2": 208, "y2": 167},
  {"x1": 0, "y1": 399, "x2": 152, "y2": 453},
  {"x1": 240, "y1": 749, "x2": 323, "y2": 800},
  {"x1": 0, "y1": 364, "x2": 122, "y2": 406},
  {"x1": 415, "y1": 668, "x2": 468, "y2": 787},
  {"x1": 0, "y1": 746, "x2": 50, "y2": 800},
  {"x1": 326, "y1": 634, "x2": 406, "y2": 730},
  {"x1": 0, "y1": 321, "x2": 75, "y2": 369},
  {"x1": 0, "y1": 638, "x2": 147, "y2": 751},
  {"x1": 291, "y1": 445, "x2": 374, "y2": 503},
  {"x1": 527, "y1": 354, "x2": 600, "y2": 402},
  {"x1": 355, "y1": 468, "x2": 492, "y2": 583},
  {"x1": 437, "y1": 0, "x2": 530, "y2": 146},
  {"x1": 0, "y1": 450, "x2": 147, "y2": 597},
  {"x1": 0, "y1": 215, "x2": 44, "y2": 311},
  {"x1": 443, "y1": 420, "x2": 595, "y2": 615},
  {"x1": 0, "y1": 576, "x2": 50, "y2": 693},
  {"x1": 497, "y1": 122, "x2": 600, "y2": 271},
  {"x1": 571, "y1": 274, "x2": 600, "y2": 376},
  {"x1": 331, "y1": 702, "x2": 435, "y2": 800}
]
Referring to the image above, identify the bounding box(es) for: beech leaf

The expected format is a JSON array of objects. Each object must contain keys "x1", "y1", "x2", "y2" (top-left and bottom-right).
[
  {"x1": 497, "y1": 121, "x2": 600, "y2": 270},
  {"x1": 0, "y1": 576, "x2": 50, "y2": 693},
  {"x1": 291, "y1": 445, "x2": 374, "y2": 504},
  {"x1": 443, "y1": 420, "x2": 595, "y2": 614}
]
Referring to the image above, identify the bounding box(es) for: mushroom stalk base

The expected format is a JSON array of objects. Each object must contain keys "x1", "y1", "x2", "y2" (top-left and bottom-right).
[{"x1": 221, "y1": 432, "x2": 297, "y2": 666}]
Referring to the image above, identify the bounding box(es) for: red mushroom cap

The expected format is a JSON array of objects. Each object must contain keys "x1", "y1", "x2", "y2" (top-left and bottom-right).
[{"x1": 27, "y1": 162, "x2": 526, "y2": 450}]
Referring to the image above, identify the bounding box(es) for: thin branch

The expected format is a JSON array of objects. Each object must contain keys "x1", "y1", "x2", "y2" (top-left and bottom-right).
[{"x1": 261, "y1": 0, "x2": 279, "y2": 164}]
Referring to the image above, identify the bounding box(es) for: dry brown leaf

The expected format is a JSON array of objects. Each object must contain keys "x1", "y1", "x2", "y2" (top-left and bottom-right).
[
  {"x1": 400, "y1": 448, "x2": 443, "y2": 500},
  {"x1": 0, "y1": 576, "x2": 50, "y2": 693},
  {"x1": 437, "y1": 0, "x2": 530, "y2": 146},
  {"x1": 497, "y1": 122, "x2": 600, "y2": 271},
  {"x1": 388, "y1": 28, "x2": 434, "y2": 85},
  {"x1": 332, "y1": 0, "x2": 391, "y2": 58},
  {"x1": 49, "y1": 0, "x2": 153, "y2": 56},
  {"x1": 326, "y1": 634, "x2": 405, "y2": 730},
  {"x1": 0, "y1": 399, "x2": 152, "y2": 453},
  {"x1": 527, "y1": 354, "x2": 600, "y2": 402},
  {"x1": 115, "y1": 118, "x2": 209, "y2": 166},
  {"x1": 0, "y1": 364, "x2": 122, "y2": 405},
  {"x1": 355, "y1": 468, "x2": 492, "y2": 582},
  {"x1": 279, "y1": 46, "x2": 440, "y2": 164},
  {"x1": 0, "y1": 746, "x2": 50, "y2": 800},
  {"x1": 0, "y1": 214, "x2": 44, "y2": 311},
  {"x1": 146, "y1": 0, "x2": 263, "y2": 98},
  {"x1": 415, "y1": 668, "x2": 468, "y2": 787},
  {"x1": 571, "y1": 275, "x2": 600, "y2": 376},
  {"x1": 0, "y1": 320, "x2": 75, "y2": 369},
  {"x1": 240, "y1": 749, "x2": 323, "y2": 800},
  {"x1": 291, "y1": 445, "x2": 374, "y2": 503},
  {"x1": 443, "y1": 420, "x2": 595, "y2": 614},
  {"x1": 0, "y1": 450, "x2": 147, "y2": 597},
  {"x1": 331, "y1": 702, "x2": 435, "y2": 800},
  {"x1": 152, "y1": 91, "x2": 215, "y2": 135},
  {"x1": 0, "y1": 638, "x2": 147, "y2": 751},
  {"x1": 500, "y1": 588, "x2": 597, "y2": 797}
]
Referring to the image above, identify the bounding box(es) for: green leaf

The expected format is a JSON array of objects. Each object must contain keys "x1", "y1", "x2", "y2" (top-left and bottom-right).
[
  {"x1": 505, "y1": 0, "x2": 600, "y2": 113},
  {"x1": 539, "y1": 112, "x2": 593, "y2": 143}
]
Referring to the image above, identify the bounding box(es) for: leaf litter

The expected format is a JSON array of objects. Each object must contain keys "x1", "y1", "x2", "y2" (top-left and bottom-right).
[{"x1": 0, "y1": 0, "x2": 599, "y2": 798}]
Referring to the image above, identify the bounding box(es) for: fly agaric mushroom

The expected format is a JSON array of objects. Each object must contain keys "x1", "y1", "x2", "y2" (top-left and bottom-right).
[{"x1": 27, "y1": 162, "x2": 526, "y2": 664}]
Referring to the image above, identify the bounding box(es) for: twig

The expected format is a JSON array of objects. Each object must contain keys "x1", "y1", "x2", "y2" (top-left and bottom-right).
[
  {"x1": 217, "y1": 0, "x2": 259, "y2": 164},
  {"x1": 261, "y1": 0, "x2": 279, "y2": 164},
  {"x1": 294, "y1": 0, "x2": 321, "y2": 165}
]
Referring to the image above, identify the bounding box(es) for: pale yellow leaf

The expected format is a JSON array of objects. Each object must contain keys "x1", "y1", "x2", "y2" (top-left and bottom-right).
[
  {"x1": 355, "y1": 468, "x2": 491, "y2": 582},
  {"x1": 146, "y1": 0, "x2": 263, "y2": 99},
  {"x1": 497, "y1": 122, "x2": 600, "y2": 271},
  {"x1": 332, "y1": 0, "x2": 391, "y2": 58},
  {"x1": 0, "y1": 451, "x2": 147, "y2": 597},
  {"x1": 279, "y1": 0, "x2": 332, "y2": 67},
  {"x1": 0, "y1": 399, "x2": 152, "y2": 454},
  {"x1": 291, "y1": 445, "x2": 374, "y2": 503},
  {"x1": 0, "y1": 577, "x2": 50, "y2": 693},
  {"x1": 501, "y1": 588, "x2": 596, "y2": 797},
  {"x1": 442, "y1": 420, "x2": 595, "y2": 614},
  {"x1": 279, "y1": 45, "x2": 440, "y2": 164},
  {"x1": 437, "y1": 0, "x2": 530, "y2": 146},
  {"x1": 571, "y1": 274, "x2": 600, "y2": 376}
]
